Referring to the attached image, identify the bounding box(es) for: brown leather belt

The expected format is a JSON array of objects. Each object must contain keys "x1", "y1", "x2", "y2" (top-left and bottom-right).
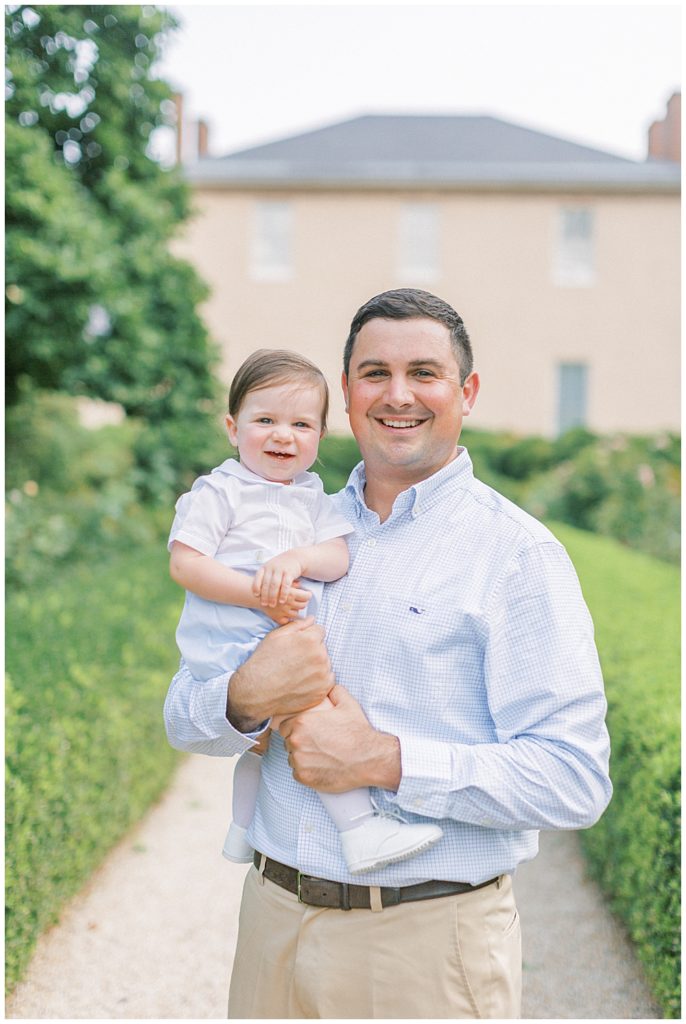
[{"x1": 254, "y1": 852, "x2": 498, "y2": 910}]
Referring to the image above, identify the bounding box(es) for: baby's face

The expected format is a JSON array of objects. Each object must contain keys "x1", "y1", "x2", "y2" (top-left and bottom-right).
[{"x1": 226, "y1": 382, "x2": 324, "y2": 483}]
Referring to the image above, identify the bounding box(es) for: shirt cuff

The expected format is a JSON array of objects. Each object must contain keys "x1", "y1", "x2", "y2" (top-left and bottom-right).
[{"x1": 391, "y1": 732, "x2": 456, "y2": 819}]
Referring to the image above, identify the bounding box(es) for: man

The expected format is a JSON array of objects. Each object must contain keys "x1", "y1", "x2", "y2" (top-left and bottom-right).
[{"x1": 164, "y1": 288, "x2": 612, "y2": 1019}]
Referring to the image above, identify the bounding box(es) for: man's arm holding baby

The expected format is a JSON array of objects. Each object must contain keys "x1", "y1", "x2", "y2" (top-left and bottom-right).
[
  {"x1": 164, "y1": 616, "x2": 337, "y2": 755},
  {"x1": 278, "y1": 684, "x2": 403, "y2": 793},
  {"x1": 226, "y1": 617, "x2": 337, "y2": 732}
]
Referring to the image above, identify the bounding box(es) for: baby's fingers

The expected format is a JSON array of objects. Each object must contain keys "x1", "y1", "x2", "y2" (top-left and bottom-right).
[
  {"x1": 264, "y1": 570, "x2": 286, "y2": 607},
  {"x1": 277, "y1": 574, "x2": 296, "y2": 604},
  {"x1": 290, "y1": 588, "x2": 311, "y2": 609},
  {"x1": 253, "y1": 567, "x2": 265, "y2": 596}
]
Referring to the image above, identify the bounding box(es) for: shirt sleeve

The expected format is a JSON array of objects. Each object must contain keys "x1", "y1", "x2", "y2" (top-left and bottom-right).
[
  {"x1": 312, "y1": 487, "x2": 355, "y2": 544},
  {"x1": 168, "y1": 475, "x2": 235, "y2": 557},
  {"x1": 393, "y1": 541, "x2": 613, "y2": 831},
  {"x1": 163, "y1": 659, "x2": 269, "y2": 757}
]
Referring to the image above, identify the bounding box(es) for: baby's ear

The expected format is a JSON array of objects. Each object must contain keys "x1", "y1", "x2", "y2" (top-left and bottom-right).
[{"x1": 225, "y1": 414, "x2": 238, "y2": 446}]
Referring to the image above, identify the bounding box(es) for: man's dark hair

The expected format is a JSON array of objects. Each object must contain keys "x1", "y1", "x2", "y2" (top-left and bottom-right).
[{"x1": 343, "y1": 288, "x2": 474, "y2": 384}]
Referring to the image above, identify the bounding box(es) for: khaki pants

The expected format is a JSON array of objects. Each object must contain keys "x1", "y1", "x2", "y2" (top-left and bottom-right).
[{"x1": 228, "y1": 866, "x2": 521, "y2": 1019}]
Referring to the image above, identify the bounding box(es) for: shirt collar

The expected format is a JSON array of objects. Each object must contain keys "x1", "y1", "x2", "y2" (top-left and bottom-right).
[
  {"x1": 214, "y1": 457, "x2": 312, "y2": 488},
  {"x1": 344, "y1": 447, "x2": 474, "y2": 519}
]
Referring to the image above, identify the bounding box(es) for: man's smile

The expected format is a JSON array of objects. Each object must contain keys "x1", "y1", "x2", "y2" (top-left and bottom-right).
[{"x1": 376, "y1": 417, "x2": 426, "y2": 430}]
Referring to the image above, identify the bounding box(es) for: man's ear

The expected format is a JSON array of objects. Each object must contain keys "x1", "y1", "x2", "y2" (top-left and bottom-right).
[
  {"x1": 225, "y1": 414, "x2": 239, "y2": 447},
  {"x1": 341, "y1": 371, "x2": 349, "y2": 413},
  {"x1": 461, "y1": 372, "x2": 480, "y2": 416}
]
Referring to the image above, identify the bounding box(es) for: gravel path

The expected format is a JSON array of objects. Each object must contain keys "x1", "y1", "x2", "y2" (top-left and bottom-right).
[{"x1": 6, "y1": 754, "x2": 662, "y2": 1020}]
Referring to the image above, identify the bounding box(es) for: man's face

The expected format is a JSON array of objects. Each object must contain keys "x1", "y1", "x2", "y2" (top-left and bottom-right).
[{"x1": 341, "y1": 316, "x2": 479, "y2": 488}]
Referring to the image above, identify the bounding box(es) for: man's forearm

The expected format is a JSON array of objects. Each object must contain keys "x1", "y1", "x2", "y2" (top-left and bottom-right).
[
  {"x1": 364, "y1": 730, "x2": 402, "y2": 792},
  {"x1": 225, "y1": 662, "x2": 271, "y2": 733},
  {"x1": 224, "y1": 617, "x2": 335, "y2": 733},
  {"x1": 164, "y1": 662, "x2": 257, "y2": 756}
]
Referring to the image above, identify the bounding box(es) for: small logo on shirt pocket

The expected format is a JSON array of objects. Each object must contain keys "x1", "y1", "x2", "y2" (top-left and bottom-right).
[{"x1": 408, "y1": 605, "x2": 426, "y2": 615}]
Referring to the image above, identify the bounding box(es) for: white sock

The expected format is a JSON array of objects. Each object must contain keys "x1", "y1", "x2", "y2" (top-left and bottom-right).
[
  {"x1": 318, "y1": 788, "x2": 375, "y2": 833},
  {"x1": 232, "y1": 750, "x2": 262, "y2": 828}
]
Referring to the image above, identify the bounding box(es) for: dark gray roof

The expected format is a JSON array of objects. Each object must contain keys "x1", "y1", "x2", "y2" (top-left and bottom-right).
[{"x1": 185, "y1": 114, "x2": 680, "y2": 192}]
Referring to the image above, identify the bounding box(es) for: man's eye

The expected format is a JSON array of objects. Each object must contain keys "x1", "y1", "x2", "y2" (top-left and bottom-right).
[
  {"x1": 414, "y1": 369, "x2": 435, "y2": 378},
  {"x1": 364, "y1": 370, "x2": 387, "y2": 378}
]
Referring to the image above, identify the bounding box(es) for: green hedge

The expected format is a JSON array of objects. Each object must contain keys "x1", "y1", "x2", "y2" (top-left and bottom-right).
[
  {"x1": 550, "y1": 523, "x2": 680, "y2": 1018},
  {"x1": 5, "y1": 543, "x2": 183, "y2": 993}
]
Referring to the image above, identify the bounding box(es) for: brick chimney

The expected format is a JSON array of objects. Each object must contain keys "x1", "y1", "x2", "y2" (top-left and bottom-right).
[
  {"x1": 648, "y1": 92, "x2": 681, "y2": 162},
  {"x1": 197, "y1": 119, "x2": 209, "y2": 158}
]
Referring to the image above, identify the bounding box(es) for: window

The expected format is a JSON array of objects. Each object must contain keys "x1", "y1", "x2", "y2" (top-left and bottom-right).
[
  {"x1": 553, "y1": 208, "x2": 595, "y2": 287},
  {"x1": 250, "y1": 201, "x2": 293, "y2": 280},
  {"x1": 557, "y1": 363, "x2": 588, "y2": 434},
  {"x1": 397, "y1": 203, "x2": 439, "y2": 282}
]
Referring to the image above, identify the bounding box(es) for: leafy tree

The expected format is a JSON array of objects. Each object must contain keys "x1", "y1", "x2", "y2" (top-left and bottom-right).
[{"x1": 5, "y1": 4, "x2": 221, "y2": 493}]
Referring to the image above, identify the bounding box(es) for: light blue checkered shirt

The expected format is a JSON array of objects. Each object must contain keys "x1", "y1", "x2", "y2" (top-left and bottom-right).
[{"x1": 164, "y1": 448, "x2": 612, "y2": 885}]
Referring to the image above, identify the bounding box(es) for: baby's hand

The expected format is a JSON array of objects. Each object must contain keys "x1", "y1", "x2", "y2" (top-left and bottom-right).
[
  {"x1": 263, "y1": 585, "x2": 311, "y2": 625},
  {"x1": 254, "y1": 553, "x2": 306, "y2": 608}
]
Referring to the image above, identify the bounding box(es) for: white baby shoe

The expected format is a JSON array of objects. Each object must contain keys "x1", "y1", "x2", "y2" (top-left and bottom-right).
[
  {"x1": 341, "y1": 812, "x2": 442, "y2": 874},
  {"x1": 222, "y1": 822, "x2": 254, "y2": 863}
]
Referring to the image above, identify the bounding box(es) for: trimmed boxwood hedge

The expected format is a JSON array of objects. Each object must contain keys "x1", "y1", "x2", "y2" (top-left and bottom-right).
[
  {"x1": 551, "y1": 522, "x2": 680, "y2": 1018},
  {"x1": 5, "y1": 543, "x2": 183, "y2": 993}
]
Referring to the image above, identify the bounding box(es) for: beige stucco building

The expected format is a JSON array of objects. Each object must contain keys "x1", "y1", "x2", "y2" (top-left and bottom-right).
[{"x1": 175, "y1": 108, "x2": 680, "y2": 437}]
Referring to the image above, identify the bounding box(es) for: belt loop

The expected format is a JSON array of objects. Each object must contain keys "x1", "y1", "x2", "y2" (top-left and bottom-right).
[
  {"x1": 496, "y1": 875, "x2": 503, "y2": 889},
  {"x1": 369, "y1": 886, "x2": 384, "y2": 913},
  {"x1": 340, "y1": 882, "x2": 351, "y2": 911},
  {"x1": 257, "y1": 853, "x2": 266, "y2": 886}
]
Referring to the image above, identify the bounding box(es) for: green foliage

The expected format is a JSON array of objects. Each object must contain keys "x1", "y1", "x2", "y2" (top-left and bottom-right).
[
  {"x1": 463, "y1": 427, "x2": 680, "y2": 564},
  {"x1": 316, "y1": 433, "x2": 362, "y2": 493},
  {"x1": 5, "y1": 389, "x2": 165, "y2": 587},
  {"x1": 5, "y1": 541, "x2": 183, "y2": 993},
  {"x1": 5, "y1": 4, "x2": 221, "y2": 497},
  {"x1": 551, "y1": 523, "x2": 681, "y2": 1017}
]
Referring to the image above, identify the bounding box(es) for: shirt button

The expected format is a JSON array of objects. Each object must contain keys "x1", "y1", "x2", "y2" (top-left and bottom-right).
[
  {"x1": 413, "y1": 798, "x2": 423, "y2": 809},
  {"x1": 367, "y1": 538, "x2": 377, "y2": 547}
]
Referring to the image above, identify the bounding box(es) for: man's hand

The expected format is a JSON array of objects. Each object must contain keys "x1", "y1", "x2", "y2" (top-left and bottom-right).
[
  {"x1": 278, "y1": 684, "x2": 402, "y2": 793},
  {"x1": 227, "y1": 616, "x2": 334, "y2": 732}
]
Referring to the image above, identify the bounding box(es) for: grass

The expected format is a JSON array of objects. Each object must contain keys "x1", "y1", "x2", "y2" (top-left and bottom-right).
[
  {"x1": 5, "y1": 543, "x2": 184, "y2": 993},
  {"x1": 548, "y1": 522, "x2": 680, "y2": 1018}
]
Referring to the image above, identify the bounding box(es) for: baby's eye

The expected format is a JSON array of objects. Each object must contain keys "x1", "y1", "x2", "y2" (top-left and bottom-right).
[
  {"x1": 257, "y1": 417, "x2": 273, "y2": 424},
  {"x1": 294, "y1": 421, "x2": 313, "y2": 429}
]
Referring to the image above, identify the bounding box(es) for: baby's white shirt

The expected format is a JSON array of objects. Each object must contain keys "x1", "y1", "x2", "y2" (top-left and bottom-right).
[
  {"x1": 169, "y1": 457, "x2": 353, "y2": 568},
  {"x1": 168, "y1": 458, "x2": 354, "y2": 681}
]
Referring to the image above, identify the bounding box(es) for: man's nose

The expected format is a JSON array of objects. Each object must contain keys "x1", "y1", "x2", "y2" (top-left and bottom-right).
[{"x1": 384, "y1": 374, "x2": 414, "y2": 406}]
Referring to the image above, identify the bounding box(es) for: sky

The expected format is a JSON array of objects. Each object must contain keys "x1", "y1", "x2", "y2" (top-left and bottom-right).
[{"x1": 152, "y1": 3, "x2": 682, "y2": 165}]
